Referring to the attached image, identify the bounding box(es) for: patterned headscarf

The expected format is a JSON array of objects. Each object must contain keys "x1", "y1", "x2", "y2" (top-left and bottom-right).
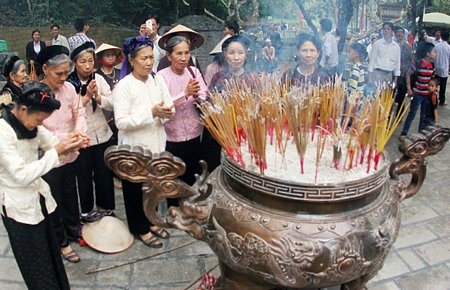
[{"x1": 119, "y1": 36, "x2": 154, "y2": 80}]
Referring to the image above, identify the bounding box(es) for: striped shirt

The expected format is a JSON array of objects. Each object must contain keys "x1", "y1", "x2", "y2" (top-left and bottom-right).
[
  {"x1": 348, "y1": 63, "x2": 367, "y2": 94},
  {"x1": 410, "y1": 59, "x2": 434, "y2": 96}
]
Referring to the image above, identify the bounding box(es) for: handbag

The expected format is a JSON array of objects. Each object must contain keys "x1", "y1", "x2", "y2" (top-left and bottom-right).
[{"x1": 29, "y1": 62, "x2": 38, "y2": 81}]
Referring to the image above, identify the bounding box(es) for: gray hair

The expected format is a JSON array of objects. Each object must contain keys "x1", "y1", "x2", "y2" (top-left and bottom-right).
[
  {"x1": 166, "y1": 36, "x2": 190, "y2": 54},
  {"x1": 46, "y1": 53, "x2": 71, "y2": 68},
  {"x1": 72, "y1": 48, "x2": 95, "y2": 62},
  {"x1": 11, "y1": 59, "x2": 26, "y2": 74}
]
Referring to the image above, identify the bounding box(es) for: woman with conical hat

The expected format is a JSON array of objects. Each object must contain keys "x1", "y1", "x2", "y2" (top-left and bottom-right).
[
  {"x1": 156, "y1": 24, "x2": 204, "y2": 72},
  {"x1": 203, "y1": 34, "x2": 231, "y2": 86},
  {"x1": 157, "y1": 27, "x2": 208, "y2": 190},
  {"x1": 95, "y1": 43, "x2": 123, "y2": 90}
]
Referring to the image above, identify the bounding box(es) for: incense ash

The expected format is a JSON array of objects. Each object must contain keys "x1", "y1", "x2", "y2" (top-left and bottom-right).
[{"x1": 198, "y1": 73, "x2": 406, "y2": 184}]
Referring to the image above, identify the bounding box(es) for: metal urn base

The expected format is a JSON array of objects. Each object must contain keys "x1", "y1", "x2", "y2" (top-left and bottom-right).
[{"x1": 105, "y1": 125, "x2": 450, "y2": 290}]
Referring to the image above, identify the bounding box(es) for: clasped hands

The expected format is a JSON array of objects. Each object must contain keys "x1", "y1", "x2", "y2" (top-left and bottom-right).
[
  {"x1": 55, "y1": 132, "x2": 90, "y2": 156},
  {"x1": 82, "y1": 80, "x2": 101, "y2": 106},
  {"x1": 174, "y1": 79, "x2": 201, "y2": 106},
  {"x1": 152, "y1": 102, "x2": 174, "y2": 119}
]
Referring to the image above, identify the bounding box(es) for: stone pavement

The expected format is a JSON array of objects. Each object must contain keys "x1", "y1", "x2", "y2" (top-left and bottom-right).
[{"x1": 1, "y1": 85, "x2": 450, "y2": 290}]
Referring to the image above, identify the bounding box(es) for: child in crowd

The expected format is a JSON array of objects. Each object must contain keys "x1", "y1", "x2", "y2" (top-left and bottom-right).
[
  {"x1": 345, "y1": 42, "x2": 369, "y2": 125},
  {"x1": 347, "y1": 42, "x2": 368, "y2": 96},
  {"x1": 425, "y1": 77, "x2": 439, "y2": 126},
  {"x1": 399, "y1": 42, "x2": 436, "y2": 142}
]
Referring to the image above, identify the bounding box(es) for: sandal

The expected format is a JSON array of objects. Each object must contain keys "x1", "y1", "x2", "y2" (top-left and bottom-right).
[
  {"x1": 139, "y1": 233, "x2": 163, "y2": 248},
  {"x1": 150, "y1": 227, "x2": 170, "y2": 239},
  {"x1": 61, "y1": 250, "x2": 81, "y2": 263}
]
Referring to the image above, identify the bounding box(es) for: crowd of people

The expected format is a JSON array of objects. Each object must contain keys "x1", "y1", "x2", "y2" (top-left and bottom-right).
[{"x1": 0, "y1": 15, "x2": 449, "y2": 289}]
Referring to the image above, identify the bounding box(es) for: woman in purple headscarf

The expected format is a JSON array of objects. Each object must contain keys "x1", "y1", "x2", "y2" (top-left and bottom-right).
[{"x1": 113, "y1": 36, "x2": 174, "y2": 248}]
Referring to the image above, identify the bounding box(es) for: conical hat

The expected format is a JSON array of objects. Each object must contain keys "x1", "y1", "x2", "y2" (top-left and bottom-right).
[
  {"x1": 159, "y1": 24, "x2": 205, "y2": 51},
  {"x1": 95, "y1": 43, "x2": 123, "y2": 57},
  {"x1": 82, "y1": 216, "x2": 134, "y2": 254},
  {"x1": 209, "y1": 35, "x2": 232, "y2": 55}
]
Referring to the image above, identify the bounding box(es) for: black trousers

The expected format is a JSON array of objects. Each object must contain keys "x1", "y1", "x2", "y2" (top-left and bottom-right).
[
  {"x1": 74, "y1": 141, "x2": 115, "y2": 213},
  {"x1": 200, "y1": 129, "x2": 221, "y2": 173},
  {"x1": 122, "y1": 180, "x2": 154, "y2": 235},
  {"x1": 395, "y1": 76, "x2": 408, "y2": 118},
  {"x1": 437, "y1": 76, "x2": 448, "y2": 105},
  {"x1": 42, "y1": 163, "x2": 80, "y2": 247},
  {"x1": 2, "y1": 197, "x2": 70, "y2": 290},
  {"x1": 166, "y1": 136, "x2": 202, "y2": 208},
  {"x1": 165, "y1": 136, "x2": 202, "y2": 186}
]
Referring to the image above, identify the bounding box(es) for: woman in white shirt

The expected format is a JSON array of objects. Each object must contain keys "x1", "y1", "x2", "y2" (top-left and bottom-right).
[
  {"x1": 67, "y1": 41, "x2": 116, "y2": 221},
  {"x1": 113, "y1": 36, "x2": 174, "y2": 248},
  {"x1": 0, "y1": 82, "x2": 85, "y2": 290}
]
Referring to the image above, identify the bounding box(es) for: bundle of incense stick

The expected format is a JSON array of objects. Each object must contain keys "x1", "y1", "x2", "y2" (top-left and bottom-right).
[{"x1": 199, "y1": 74, "x2": 404, "y2": 178}]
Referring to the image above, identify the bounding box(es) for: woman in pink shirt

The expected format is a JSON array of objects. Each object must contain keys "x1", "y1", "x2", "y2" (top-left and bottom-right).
[
  {"x1": 38, "y1": 45, "x2": 89, "y2": 263},
  {"x1": 157, "y1": 32, "x2": 207, "y2": 189}
]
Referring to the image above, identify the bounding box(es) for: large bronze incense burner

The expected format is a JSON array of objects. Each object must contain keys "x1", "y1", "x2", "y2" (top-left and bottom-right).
[{"x1": 105, "y1": 125, "x2": 449, "y2": 290}]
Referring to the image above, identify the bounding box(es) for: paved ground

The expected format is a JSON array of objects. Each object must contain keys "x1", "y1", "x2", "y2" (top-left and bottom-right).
[{"x1": 1, "y1": 83, "x2": 450, "y2": 290}]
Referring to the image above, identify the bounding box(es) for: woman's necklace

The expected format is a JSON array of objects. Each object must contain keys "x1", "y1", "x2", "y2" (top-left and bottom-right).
[
  {"x1": 102, "y1": 68, "x2": 118, "y2": 85},
  {"x1": 102, "y1": 69, "x2": 116, "y2": 80}
]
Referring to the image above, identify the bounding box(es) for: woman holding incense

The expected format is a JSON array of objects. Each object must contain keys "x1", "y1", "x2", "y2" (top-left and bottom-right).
[
  {"x1": 157, "y1": 29, "x2": 208, "y2": 187},
  {"x1": 207, "y1": 35, "x2": 256, "y2": 171},
  {"x1": 67, "y1": 41, "x2": 116, "y2": 223},
  {"x1": 291, "y1": 33, "x2": 330, "y2": 86},
  {"x1": 113, "y1": 36, "x2": 174, "y2": 248},
  {"x1": 38, "y1": 45, "x2": 89, "y2": 263},
  {"x1": 0, "y1": 82, "x2": 87, "y2": 290},
  {"x1": 1, "y1": 55, "x2": 28, "y2": 105}
]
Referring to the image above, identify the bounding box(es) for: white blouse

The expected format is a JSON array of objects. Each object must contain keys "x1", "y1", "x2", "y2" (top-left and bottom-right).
[
  {"x1": 112, "y1": 73, "x2": 174, "y2": 153},
  {"x1": 83, "y1": 74, "x2": 113, "y2": 145},
  {"x1": 0, "y1": 119, "x2": 59, "y2": 225}
]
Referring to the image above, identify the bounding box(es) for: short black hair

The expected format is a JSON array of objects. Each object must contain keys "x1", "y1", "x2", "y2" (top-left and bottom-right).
[
  {"x1": 146, "y1": 14, "x2": 160, "y2": 25},
  {"x1": 225, "y1": 19, "x2": 240, "y2": 34},
  {"x1": 429, "y1": 77, "x2": 439, "y2": 86},
  {"x1": 394, "y1": 25, "x2": 404, "y2": 32},
  {"x1": 382, "y1": 22, "x2": 394, "y2": 31},
  {"x1": 320, "y1": 19, "x2": 332, "y2": 32},
  {"x1": 416, "y1": 42, "x2": 435, "y2": 59},
  {"x1": 295, "y1": 33, "x2": 321, "y2": 51},
  {"x1": 222, "y1": 34, "x2": 251, "y2": 51},
  {"x1": 349, "y1": 42, "x2": 367, "y2": 61},
  {"x1": 74, "y1": 18, "x2": 88, "y2": 33},
  {"x1": 50, "y1": 23, "x2": 60, "y2": 30},
  {"x1": 441, "y1": 31, "x2": 449, "y2": 41},
  {"x1": 31, "y1": 29, "x2": 40, "y2": 37}
]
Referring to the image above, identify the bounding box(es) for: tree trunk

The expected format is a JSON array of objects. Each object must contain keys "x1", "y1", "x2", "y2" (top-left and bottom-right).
[
  {"x1": 408, "y1": 0, "x2": 417, "y2": 37},
  {"x1": 293, "y1": 0, "x2": 318, "y2": 36},
  {"x1": 336, "y1": 0, "x2": 353, "y2": 53},
  {"x1": 417, "y1": 0, "x2": 425, "y2": 33},
  {"x1": 26, "y1": 0, "x2": 34, "y2": 25},
  {"x1": 251, "y1": 0, "x2": 260, "y2": 25}
]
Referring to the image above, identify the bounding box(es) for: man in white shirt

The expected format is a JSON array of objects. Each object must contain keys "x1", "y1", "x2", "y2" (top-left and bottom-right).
[
  {"x1": 434, "y1": 31, "x2": 450, "y2": 106},
  {"x1": 319, "y1": 18, "x2": 339, "y2": 76},
  {"x1": 50, "y1": 24, "x2": 70, "y2": 50},
  {"x1": 368, "y1": 22, "x2": 401, "y2": 87}
]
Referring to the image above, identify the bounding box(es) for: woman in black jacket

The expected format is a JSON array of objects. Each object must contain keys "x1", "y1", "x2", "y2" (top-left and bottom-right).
[{"x1": 25, "y1": 29, "x2": 46, "y2": 78}]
